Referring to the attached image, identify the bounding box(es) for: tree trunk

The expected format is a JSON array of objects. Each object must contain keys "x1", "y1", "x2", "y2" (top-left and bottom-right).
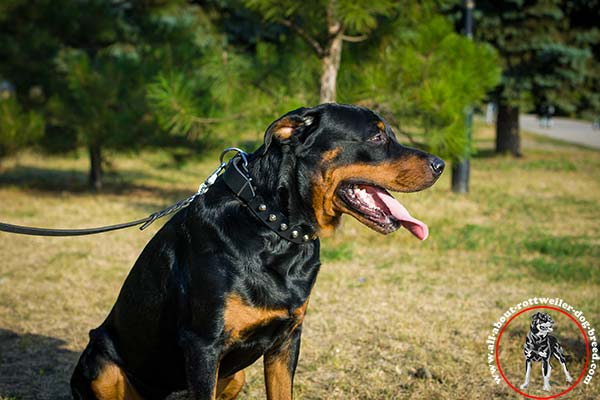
[
  {"x1": 320, "y1": 33, "x2": 343, "y2": 103},
  {"x1": 496, "y1": 103, "x2": 521, "y2": 156},
  {"x1": 89, "y1": 143, "x2": 103, "y2": 190},
  {"x1": 320, "y1": 2, "x2": 343, "y2": 104}
]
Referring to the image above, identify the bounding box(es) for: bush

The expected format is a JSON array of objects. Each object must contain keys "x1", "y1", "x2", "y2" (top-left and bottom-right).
[{"x1": 0, "y1": 95, "x2": 44, "y2": 159}]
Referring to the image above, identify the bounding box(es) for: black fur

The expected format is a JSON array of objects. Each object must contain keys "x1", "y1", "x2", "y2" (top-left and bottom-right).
[{"x1": 71, "y1": 104, "x2": 443, "y2": 399}]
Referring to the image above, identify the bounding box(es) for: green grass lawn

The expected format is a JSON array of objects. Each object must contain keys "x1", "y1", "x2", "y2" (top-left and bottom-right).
[{"x1": 0, "y1": 125, "x2": 598, "y2": 399}]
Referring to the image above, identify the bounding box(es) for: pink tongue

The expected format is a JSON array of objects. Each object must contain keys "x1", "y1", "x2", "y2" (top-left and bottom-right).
[{"x1": 373, "y1": 190, "x2": 429, "y2": 240}]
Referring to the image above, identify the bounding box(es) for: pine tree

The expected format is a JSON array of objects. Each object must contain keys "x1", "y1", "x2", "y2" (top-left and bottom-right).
[
  {"x1": 156, "y1": 1, "x2": 500, "y2": 164},
  {"x1": 0, "y1": 0, "x2": 209, "y2": 189},
  {"x1": 147, "y1": 2, "x2": 323, "y2": 141},
  {"x1": 472, "y1": 0, "x2": 593, "y2": 156},
  {"x1": 564, "y1": 0, "x2": 600, "y2": 120},
  {"x1": 241, "y1": 0, "x2": 397, "y2": 103},
  {"x1": 0, "y1": 95, "x2": 44, "y2": 160},
  {"x1": 339, "y1": 5, "x2": 500, "y2": 161}
]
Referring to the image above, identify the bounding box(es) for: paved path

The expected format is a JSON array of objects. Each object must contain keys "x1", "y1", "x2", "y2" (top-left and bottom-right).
[{"x1": 520, "y1": 114, "x2": 600, "y2": 150}]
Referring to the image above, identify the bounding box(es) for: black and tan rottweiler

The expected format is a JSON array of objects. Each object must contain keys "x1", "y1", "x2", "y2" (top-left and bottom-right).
[
  {"x1": 520, "y1": 312, "x2": 573, "y2": 391},
  {"x1": 70, "y1": 103, "x2": 444, "y2": 399}
]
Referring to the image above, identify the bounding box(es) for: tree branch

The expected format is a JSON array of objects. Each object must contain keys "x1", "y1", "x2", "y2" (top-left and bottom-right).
[
  {"x1": 279, "y1": 19, "x2": 325, "y2": 57},
  {"x1": 325, "y1": 1, "x2": 344, "y2": 40},
  {"x1": 251, "y1": 81, "x2": 277, "y2": 98},
  {"x1": 191, "y1": 113, "x2": 247, "y2": 125},
  {"x1": 395, "y1": 127, "x2": 419, "y2": 145},
  {"x1": 328, "y1": 23, "x2": 344, "y2": 39},
  {"x1": 341, "y1": 34, "x2": 369, "y2": 43}
]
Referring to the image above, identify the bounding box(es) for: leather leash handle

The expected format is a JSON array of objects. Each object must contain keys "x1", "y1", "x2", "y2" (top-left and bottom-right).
[{"x1": 0, "y1": 218, "x2": 151, "y2": 237}]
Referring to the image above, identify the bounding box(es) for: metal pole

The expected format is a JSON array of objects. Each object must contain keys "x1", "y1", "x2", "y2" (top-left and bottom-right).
[{"x1": 451, "y1": 0, "x2": 474, "y2": 193}]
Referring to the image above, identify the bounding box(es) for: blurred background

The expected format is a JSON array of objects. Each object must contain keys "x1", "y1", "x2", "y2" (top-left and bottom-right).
[
  {"x1": 0, "y1": 0, "x2": 598, "y2": 188},
  {"x1": 0, "y1": 1, "x2": 598, "y2": 399}
]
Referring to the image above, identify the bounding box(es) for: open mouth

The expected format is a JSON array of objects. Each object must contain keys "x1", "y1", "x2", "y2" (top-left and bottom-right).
[{"x1": 336, "y1": 182, "x2": 429, "y2": 240}]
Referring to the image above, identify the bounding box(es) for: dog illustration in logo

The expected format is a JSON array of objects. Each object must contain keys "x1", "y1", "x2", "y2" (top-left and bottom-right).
[{"x1": 520, "y1": 312, "x2": 573, "y2": 391}]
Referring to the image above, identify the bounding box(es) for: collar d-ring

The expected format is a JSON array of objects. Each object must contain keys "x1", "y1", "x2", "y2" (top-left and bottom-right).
[{"x1": 220, "y1": 147, "x2": 249, "y2": 167}]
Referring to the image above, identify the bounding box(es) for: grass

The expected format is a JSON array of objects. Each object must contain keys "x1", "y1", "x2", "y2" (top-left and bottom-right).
[{"x1": 0, "y1": 125, "x2": 599, "y2": 399}]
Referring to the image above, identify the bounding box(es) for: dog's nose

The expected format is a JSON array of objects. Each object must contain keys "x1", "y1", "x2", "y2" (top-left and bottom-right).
[{"x1": 429, "y1": 156, "x2": 445, "y2": 177}]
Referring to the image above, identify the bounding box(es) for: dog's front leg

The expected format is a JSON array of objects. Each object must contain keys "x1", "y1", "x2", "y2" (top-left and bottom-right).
[
  {"x1": 180, "y1": 330, "x2": 221, "y2": 400},
  {"x1": 560, "y1": 361, "x2": 573, "y2": 383},
  {"x1": 520, "y1": 360, "x2": 532, "y2": 389},
  {"x1": 264, "y1": 328, "x2": 302, "y2": 400},
  {"x1": 553, "y1": 347, "x2": 573, "y2": 383},
  {"x1": 542, "y1": 360, "x2": 552, "y2": 391}
]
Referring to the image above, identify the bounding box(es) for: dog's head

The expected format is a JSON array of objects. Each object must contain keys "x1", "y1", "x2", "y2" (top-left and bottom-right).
[
  {"x1": 259, "y1": 104, "x2": 444, "y2": 238},
  {"x1": 530, "y1": 312, "x2": 554, "y2": 337}
]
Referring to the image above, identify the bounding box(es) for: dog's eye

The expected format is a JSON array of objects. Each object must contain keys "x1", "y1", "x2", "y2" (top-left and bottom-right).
[{"x1": 368, "y1": 133, "x2": 386, "y2": 143}]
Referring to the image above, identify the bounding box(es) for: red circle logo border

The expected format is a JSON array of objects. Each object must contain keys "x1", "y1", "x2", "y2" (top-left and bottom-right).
[{"x1": 494, "y1": 305, "x2": 590, "y2": 399}]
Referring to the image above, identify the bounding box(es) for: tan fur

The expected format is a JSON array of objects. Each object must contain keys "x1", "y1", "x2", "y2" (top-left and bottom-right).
[
  {"x1": 271, "y1": 118, "x2": 296, "y2": 140},
  {"x1": 376, "y1": 121, "x2": 386, "y2": 131},
  {"x1": 216, "y1": 370, "x2": 246, "y2": 400},
  {"x1": 264, "y1": 351, "x2": 292, "y2": 400},
  {"x1": 312, "y1": 156, "x2": 432, "y2": 234},
  {"x1": 223, "y1": 295, "x2": 289, "y2": 342},
  {"x1": 291, "y1": 297, "x2": 309, "y2": 328},
  {"x1": 262, "y1": 298, "x2": 310, "y2": 400},
  {"x1": 90, "y1": 363, "x2": 143, "y2": 400},
  {"x1": 321, "y1": 147, "x2": 342, "y2": 163},
  {"x1": 223, "y1": 295, "x2": 310, "y2": 343},
  {"x1": 221, "y1": 297, "x2": 310, "y2": 399}
]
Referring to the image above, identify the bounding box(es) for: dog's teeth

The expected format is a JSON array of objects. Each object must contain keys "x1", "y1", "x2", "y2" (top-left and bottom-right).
[{"x1": 365, "y1": 197, "x2": 376, "y2": 208}]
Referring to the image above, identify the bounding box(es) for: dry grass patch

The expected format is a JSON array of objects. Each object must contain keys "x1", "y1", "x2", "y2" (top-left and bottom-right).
[{"x1": 0, "y1": 127, "x2": 599, "y2": 399}]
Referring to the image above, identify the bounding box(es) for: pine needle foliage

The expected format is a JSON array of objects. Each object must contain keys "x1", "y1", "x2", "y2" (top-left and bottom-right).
[
  {"x1": 441, "y1": 0, "x2": 598, "y2": 117},
  {"x1": 0, "y1": 96, "x2": 44, "y2": 159},
  {"x1": 339, "y1": 7, "x2": 500, "y2": 161}
]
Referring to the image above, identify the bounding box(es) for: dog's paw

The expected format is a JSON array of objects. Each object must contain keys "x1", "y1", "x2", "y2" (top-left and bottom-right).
[
  {"x1": 566, "y1": 374, "x2": 573, "y2": 383},
  {"x1": 520, "y1": 382, "x2": 529, "y2": 390},
  {"x1": 543, "y1": 384, "x2": 551, "y2": 392}
]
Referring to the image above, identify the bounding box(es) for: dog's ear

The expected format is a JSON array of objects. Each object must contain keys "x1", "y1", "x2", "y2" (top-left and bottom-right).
[
  {"x1": 531, "y1": 312, "x2": 542, "y2": 321},
  {"x1": 263, "y1": 107, "x2": 318, "y2": 154}
]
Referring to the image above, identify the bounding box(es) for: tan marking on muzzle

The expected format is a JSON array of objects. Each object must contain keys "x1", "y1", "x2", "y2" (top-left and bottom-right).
[{"x1": 312, "y1": 155, "x2": 433, "y2": 235}]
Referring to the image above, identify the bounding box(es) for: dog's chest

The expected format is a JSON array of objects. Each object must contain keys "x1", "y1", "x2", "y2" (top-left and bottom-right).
[
  {"x1": 217, "y1": 295, "x2": 308, "y2": 376},
  {"x1": 527, "y1": 334, "x2": 552, "y2": 361},
  {"x1": 222, "y1": 294, "x2": 308, "y2": 344}
]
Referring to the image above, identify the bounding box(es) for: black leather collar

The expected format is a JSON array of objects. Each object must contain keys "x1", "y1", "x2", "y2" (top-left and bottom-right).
[{"x1": 221, "y1": 156, "x2": 317, "y2": 244}]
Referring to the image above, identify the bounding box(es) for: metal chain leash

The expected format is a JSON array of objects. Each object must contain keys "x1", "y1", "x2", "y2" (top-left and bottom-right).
[{"x1": 139, "y1": 147, "x2": 247, "y2": 230}]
